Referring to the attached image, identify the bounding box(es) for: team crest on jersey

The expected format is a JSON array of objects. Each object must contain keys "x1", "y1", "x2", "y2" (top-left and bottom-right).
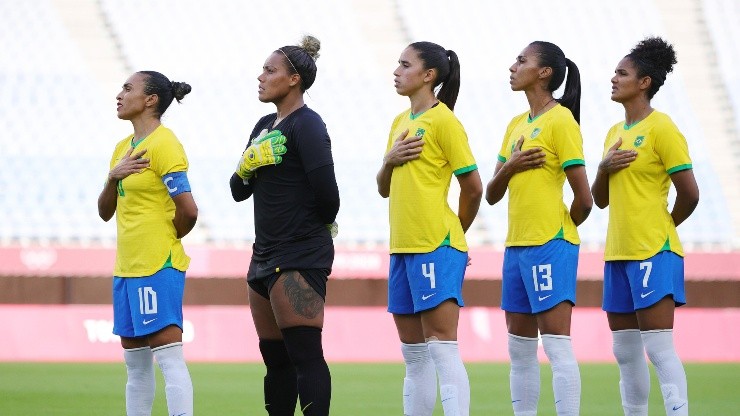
[
  {"x1": 634, "y1": 136, "x2": 645, "y2": 147},
  {"x1": 530, "y1": 128, "x2": 542, "y2": 139},
  {"x1": 415, "y1": 128, "x2": 426, "y2": 138}
]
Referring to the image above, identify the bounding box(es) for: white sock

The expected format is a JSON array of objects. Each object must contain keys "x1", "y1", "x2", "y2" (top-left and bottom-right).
[
  {"x1": 124, "y1": 347, "x2": 155, "y2": 416},
  {"x1": 428, "y1": 340, "x2": 470, "y2": 416},
  {"x1": 401, "y1": 342, "x2": 437, "y2": 416},
  {"x1": 542, "y1": 334, "x2": 580, "y2": 416},
  {"x1": 508, "y1": 334, "x2": 539, "y2": 416},
  {"x1": 641, "y1": 330, "x2": 688, "y2": 416},
  {"x1": 612, "y1": 330, "x2": 649, "y2": 416},
  {"x1": 153, "y1": 342, "x2": 193, "y2": 416}
]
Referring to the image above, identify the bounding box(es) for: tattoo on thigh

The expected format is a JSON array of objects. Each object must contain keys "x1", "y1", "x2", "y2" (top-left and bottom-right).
[{"x1": 282, "y1": 271, "x2": 323, "y2": 319}]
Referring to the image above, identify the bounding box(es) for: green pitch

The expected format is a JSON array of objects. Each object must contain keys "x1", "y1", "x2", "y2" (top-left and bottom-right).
[{"x1": 0, "y1": 362, "x2": 737, "y2": 415}]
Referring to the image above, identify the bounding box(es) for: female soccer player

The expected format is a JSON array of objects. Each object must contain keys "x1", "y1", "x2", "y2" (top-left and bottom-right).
[
  {"x1": 229, "y1": 35, "x2": 339, "y2": 416},
  {"x1": 485, "y1": 41, "x2": 592, "y2": 416},
  {"x1": 377, "y1": 41, "x2": 483, "y2": 416},
  {"x1": 592, "y1": 37, "x2": 699, "y2": 416},
  {"x1": 98, "y1": 71, "x2": 197, "y2": 416}
]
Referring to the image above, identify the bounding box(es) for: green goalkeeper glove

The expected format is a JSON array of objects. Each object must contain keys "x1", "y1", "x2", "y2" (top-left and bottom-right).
[
  {"x1": 326, "y1": 221, "x2": 338, "y2": 238},
  {"x1": 236, "y1": 129, "x2": 287, "y2": 180}
]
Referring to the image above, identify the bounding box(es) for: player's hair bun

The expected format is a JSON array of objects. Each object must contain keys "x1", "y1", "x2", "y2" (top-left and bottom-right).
[
  {"x1": 300, "y1": 35, "x2": 321, "y2": 61},
  {"x1": 171, "y1": 81, "x2": 192, "y2": 102},
  {"x1": 629, "y1": 36, "x2": 677, "y2": 76}
]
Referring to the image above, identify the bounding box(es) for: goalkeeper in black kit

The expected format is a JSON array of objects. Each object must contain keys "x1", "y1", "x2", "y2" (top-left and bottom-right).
[{"x1": 229, "y1": 35, "x2": 339, "y2": 416}]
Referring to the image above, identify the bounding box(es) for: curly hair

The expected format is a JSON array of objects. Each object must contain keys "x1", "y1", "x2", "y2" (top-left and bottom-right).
[{"x1": 626, "y1": 37, "x2": 677, "y2": 99}]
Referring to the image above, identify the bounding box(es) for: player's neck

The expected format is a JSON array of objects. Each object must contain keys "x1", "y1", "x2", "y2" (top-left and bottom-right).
[
  {"x1": 622, "y1": 99, "x2": 653, "y2": 126},
  {"x1": 273, "y1": 96, "x2": 305, "y2": 127},
  {"x1": 408, "y1": 90, "x2": 438, "y2": 116},
  {"x1": 131, "y1": 117, "x2": 161, "y2": 142},
  {"x1": 525, "y1": 89, "x2": 555, "y2": 120}
]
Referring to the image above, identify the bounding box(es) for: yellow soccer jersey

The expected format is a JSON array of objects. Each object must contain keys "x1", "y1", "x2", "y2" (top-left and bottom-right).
[
  {"x1": 498, "y1": 104, "x2": 585, "y2": 246},
  {"x1": 386, "y1": 102, "x2": 477, "y2": 253},
  {"x1": 109, "y1": 125, "x2": 191, "y2": 277},
  {"x1": 603, "y1": 110, "x2": 692, "y2": 260}
]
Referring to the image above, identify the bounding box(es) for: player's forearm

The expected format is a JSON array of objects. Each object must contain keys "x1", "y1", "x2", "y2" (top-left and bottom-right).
[
  {"x1": 458, "y1": 194, "x2": 481, "y2": 233},
  {"x1": 458, "y1": 171, "x2": 483, "y2": 233},
  {"x1": 97, "y1": 179, "x2": 119, "y2": 221},
  {"x1": 172, "y1": 193, "x2": 198, "y2": 239},
  {"x1": 485, "y1": 165, "x2": 511, "y2": 205},
  {"x1": 230, "y1": 173, "x2": 253, "y2": 202},
  {"x1": 591, "y1": 169, "x2": 610, "y2": 209},
  {"x1": 570, "y1": 199, "x2": 592, "y2": 226},
  {"x1": 173, "y1": 210, "x2": 197, "y2": 239},
  {"x1": 376, "y1": 162, "x2": 394, "y2": 198},
  {"x1": 671, "y1": 191, "x2": 699, "y2": 227},
  {"x1": 307, "y1": 165, "x2": 340, "y2": 224}
]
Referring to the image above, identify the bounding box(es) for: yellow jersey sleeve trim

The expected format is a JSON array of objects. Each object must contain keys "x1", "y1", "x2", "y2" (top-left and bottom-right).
[
  {"x1": 667, "y1": 163, "x2": 692, "y2": 174},
  {"x1": 562, "y1": 159, "x2": 585, "y2": 169},
  {"x1": 453, "y1": 164, "x2": 478, "y2": 176}
]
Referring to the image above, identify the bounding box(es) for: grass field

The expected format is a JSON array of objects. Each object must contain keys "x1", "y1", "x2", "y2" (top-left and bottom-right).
[{"x1": 1, "y1": 362, "x2": 737, "y2": 415}]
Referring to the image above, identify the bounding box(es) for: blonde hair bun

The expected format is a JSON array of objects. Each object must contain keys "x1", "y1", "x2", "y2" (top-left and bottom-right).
[{"x1": 300, "y1": 35, "x2": 321, "y2": 61}]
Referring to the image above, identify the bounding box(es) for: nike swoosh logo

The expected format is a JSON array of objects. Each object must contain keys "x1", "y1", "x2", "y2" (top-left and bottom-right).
[
  {"x1": 143, "y1": 318, "x2": 157, "y2": 325},
  {"x1": 641, "y1": 290, "x2": 655, "y2": 299},
  {"x1": 672, "y1": 403, "x2": 686, "y2": 411},
  {"x1": 421, "y1": 293, "x2": 436, "y2": 300},
  {"x1": 538, "y1": 294, "x2": 552, "y2": 301},
  {"x1": 512, "y1": 400, "x2": 522, "y2": 403}
]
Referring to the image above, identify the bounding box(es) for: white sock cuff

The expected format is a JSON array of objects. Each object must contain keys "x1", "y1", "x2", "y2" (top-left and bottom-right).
[
  {"x1": 541, "y1": 334, "x2": 571, "y2": 341},
  {"x1": 124, "y1": 347, "x2": 153, "y2": 366},
  {"x1": 542, "y1": 334, "x2": 576, "y2": 363},
  {"x1": 401, "y1": 342, "x2": 430, "y2": 364},
  {"x1": 401, "y1": 342, "x2": 428, "y2": 351},
  {"x1": 124, "y1": 346, "x2": 152, "y2": 353},
  {"x1": 151, "y1": 342, "x2": 183, "y2": 353},
  {"x1": 640, "y1": 330, "x2": 674, "y2": 351},
  {"x1": 613, "y1": 329, "x2": 641, "y2": 335},
  {"x1": 427, "y1": 340, "x2": 459, "y2": 346},
  {"x1": 508, "y1": 333, "x2": 539, "y2": 343},
  {"x1": 613, "y1": 329, "x2": 643, "y2": 349}
]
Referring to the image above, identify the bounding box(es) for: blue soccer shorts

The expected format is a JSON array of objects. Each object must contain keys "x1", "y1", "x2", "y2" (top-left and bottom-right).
[
  {"x1": 603, "y1": 250, "x2": 686, "y2": 313},
  {"x1": 501, "y1": 239, "x2": 579, "y2": 314},
  {"x1": 112, "y1": 267, "x2": 186, "y2": 338},
  {"x1": 387, "y1": 246, "x2": 468, "y2": 314}
]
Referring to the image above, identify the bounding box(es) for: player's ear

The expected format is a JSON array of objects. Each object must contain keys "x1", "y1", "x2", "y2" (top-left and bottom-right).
[
  {"x1": 539, "y1": 66, "x2": 553, "y2": 79},
  {"x1": 423, "y1": 68, "x2": 436, "y2": 84},
  {"x1": 145, "y1": 93, "x2": 159, "y2": 109},
  {"x1": 289, "y1": 73, "x2": 301, "y2": 88},
  {"x1": 639, "y1": 75, "x2": 652, "y2": 92}
]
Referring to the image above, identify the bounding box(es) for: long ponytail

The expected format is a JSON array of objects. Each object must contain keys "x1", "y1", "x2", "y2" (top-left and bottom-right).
[
  {"x1": 530, "y1": 41, "x2": 581, "y2": 123},
  {"x1": 408, "y1": 42, "x2": 461, "y2": 111},
  {"x1": 437, "y1": 49, "x2": 461, "y2": 111},
  {"x1": 559, "y1": 58, "x2": 581, "y2": 123}
]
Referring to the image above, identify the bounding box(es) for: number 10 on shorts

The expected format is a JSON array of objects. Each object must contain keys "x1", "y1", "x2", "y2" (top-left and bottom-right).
[
  {"x1": 531, "y1": 264, "x2": 553, "y2": 292},
  {"x1": 138, "y1": 286, "x2": 158, "y2": 315}
]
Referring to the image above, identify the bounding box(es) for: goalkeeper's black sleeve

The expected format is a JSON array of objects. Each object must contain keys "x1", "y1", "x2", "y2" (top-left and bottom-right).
[
  {"x1": 229, "y1": 172, "x2": 254, "y2": 202},
  {"x1": 307, "y1": 165, "x2": 340, "y2": 224}
]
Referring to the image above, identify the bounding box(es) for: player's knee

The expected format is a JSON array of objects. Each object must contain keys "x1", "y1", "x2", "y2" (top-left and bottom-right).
[{"x1": 281, "y1": 326, "x2": 325, "y2": 364}]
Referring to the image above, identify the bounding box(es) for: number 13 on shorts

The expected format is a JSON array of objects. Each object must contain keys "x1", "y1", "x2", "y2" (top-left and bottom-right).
[{"x1": 532, "y1": 264, "x2": 553, "y2": 292}]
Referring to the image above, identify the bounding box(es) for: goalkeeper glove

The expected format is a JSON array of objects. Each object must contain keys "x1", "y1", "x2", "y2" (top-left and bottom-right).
[
  {"x1": 236, "y1": 129, "x2": 287, "y2": 180},
  {"x1": 326, "y1": 221, "x2": 338, "y2": 238}
]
